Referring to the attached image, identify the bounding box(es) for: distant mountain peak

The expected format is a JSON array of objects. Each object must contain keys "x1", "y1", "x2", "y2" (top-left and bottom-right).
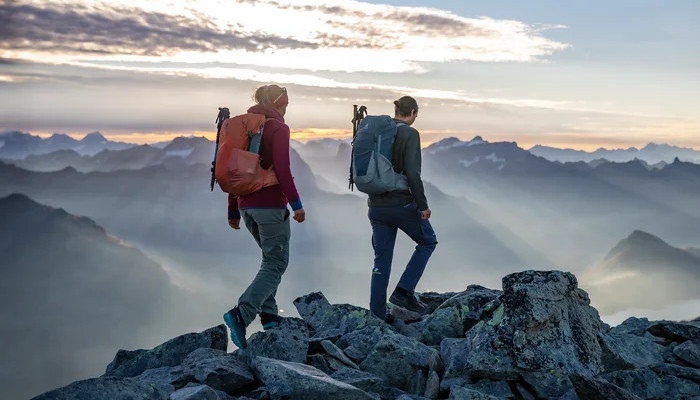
[{"x1": 81, "y1": 132, "x2": 107, "y2": 143}]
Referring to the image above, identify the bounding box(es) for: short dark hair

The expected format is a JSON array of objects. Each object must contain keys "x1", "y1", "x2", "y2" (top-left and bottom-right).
[{"x1": 394, "y1": 96, "x2": 419, "y2": 117}]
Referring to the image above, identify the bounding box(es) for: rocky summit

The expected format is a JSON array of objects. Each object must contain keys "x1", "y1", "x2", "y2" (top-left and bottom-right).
[{"x1": 33, "y1": 270, "x2": 700, "y2": 400}]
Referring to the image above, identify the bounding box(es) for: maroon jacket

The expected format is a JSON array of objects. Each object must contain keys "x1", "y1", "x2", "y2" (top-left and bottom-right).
[{"x1": 227, "y1": 104, "x2": 302, "y2": 220}]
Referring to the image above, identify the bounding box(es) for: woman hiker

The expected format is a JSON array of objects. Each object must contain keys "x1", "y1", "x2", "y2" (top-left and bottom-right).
[{"x1": 223, "y1": 84, "x2": 305, "y2": 349}]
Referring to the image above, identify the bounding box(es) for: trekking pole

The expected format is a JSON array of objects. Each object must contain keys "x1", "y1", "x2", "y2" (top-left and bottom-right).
[
  {"x1": 210, "y1": 107, "x2": 230, "y2": 191},
  {"x1": 349, "y1": 105, "x2": 368, "y2": 190}
]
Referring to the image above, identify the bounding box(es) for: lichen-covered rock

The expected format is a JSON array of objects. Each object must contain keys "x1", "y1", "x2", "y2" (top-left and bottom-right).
[
  {"x1": 170, "y1": 383, "x2": 234, "y2": 400},
  {"x1": 360, "y1": 333, "x2": 439, "y2": 392},
  {"x1": 331, "y1": 368, "x2": 385, "y2": 395},
  {"x1": 422, "y1": 306, "x2": 463, "y2": 346},
  {"x1": 520, "y1": 371, "x2": 573, "y2": 398},
  {"x1": 246, "y1": 317, "x2": 309, "y2": 363},
  {"x1": 448, "y1": 386, "x2": 506, "y2": 400},
  {"x1": 337, "y1": 325, "x2": 398, "y2": 361},
  {"x1": 424, "y1": 370, "x2": 440, "y2": 400},
  {"x1": 570, "y1": 375, "x2": 642, "y2": 400},
  {"x1": 250, "y1": 357, "x2": 375, "y2": 400},
  {"x1": 418, "y1": 291, "x2": 461, "y2": 314},
  {"x1": 675, "y1": 340, "x2": 700, "y2": 367},
  {"x1": 178, "y1": 348, "x2": 254, "y2": 394},
  {"x1": 294, "y1": 292, "x2": 383, "y2": 335},
  {"x1": 648, "y1": 322, "x2": 700, "y2": 342},
  {"x1": 32, "y1": 376, "x2": 174, "y2": 400},
  {"x1": 602, "y1": 365, "x2": 700, "y2": 399},
  {"x1": 598, "y1": 331, "x2": 664, "y2": 372},
  {"x1": 610, "y1": 317, "x2": 654, "y2": 337},
  {"x1": 105, "y1": 325, "x2": 227, "y2": 378},
  {"x1": 136, "y1": 366, "x2": 184, "y2": 388},
  {"x1": 457, "y1": 271, "x2": 604, "y2": 390},
  {"x1": 461, "y1": 381, "x2": 514, "y2": 398}
]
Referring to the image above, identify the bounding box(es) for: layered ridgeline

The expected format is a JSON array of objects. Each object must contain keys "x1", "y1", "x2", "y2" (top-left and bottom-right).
[
  {"x1": 33, "y1": 270, "x2": 700, "y2": 400},
  {"x1": 0, "y1": 194, "x2": 192, "y2": 400},
  {"x1": 0, "y1": 131, "x2": 133, "y2": 159}
]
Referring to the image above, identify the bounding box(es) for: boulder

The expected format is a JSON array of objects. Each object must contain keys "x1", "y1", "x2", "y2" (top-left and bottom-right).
[
  {"x1": 603, "y1": 365, "x2": 700, "y2": 399},
  {"x1": 246, "y1": 317, "x2": 309, "y2": 363},
  {"x1": 458, "y1": 271, "x2": 604, "y2": 389},
  {"x1": 418, "y1": 291, "x2": 461, "y2": 314},
  {"x1": 648, "y1": 322, "x2": 700, "y2": 342},
  {"x1": 137, "y1": 366, "x2": 185, "y2": 388},
  {"x1": 675, "y1": 340, "x2": 700, "y2": 367},
  {"x1": 308, "y1": 354, "x2": 333, "y2": 375},
  {"x1": 610, "y1": 317, "x2": 653, "y2": 337},
  {"x1": 337, "y1": 325, "x2": 398, "y2": 361},
  {"x1": 330, "y1": 368, "x2": 386, "y2": 396},
  {"x1": 359, "y1": 333, "x2": 439, "y2": 392},
  {"x1": 105, "y1": 325, "x2": 227, "y2": 378},
  {"x1": 32, "y1": 376, "x2": 174, "y2": 400},
  {"x1": 520, "y1": 371, "x2": 573, "y2": 398},
  {"x1": 569, "y1": 375, "x2": 642, "y2": 400},
  {"x1": 321, "y1": 340, "x2": 359, "y2": 369},
  {"x1": 421, "y1": 306, "x2": 464, "y2": 346},
  {"x1": 170, "y1": 383, "x2": 234, "y2": 400},
  {"x1": 424, "y1": 370, "x2": 440, "y2": 400},
  {"x1": 250, "y1": 356, "x2": 375, "y2": 400},
  {"x1": 598, "y1": 331, "x2": 664, "y2": 372},
  {"x1": 294, "y1": 292, "x2": 383, "y2": 335},
  {"x1": 178, "y1": 348, "x2": 254, "y2": 393},
  {"x1": 461, "y1": 381, "x2": 514, "y2": 398}
]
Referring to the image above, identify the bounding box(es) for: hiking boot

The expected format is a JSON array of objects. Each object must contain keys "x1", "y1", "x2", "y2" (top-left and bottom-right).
[
  {"x1": 389, "y1": 287, "x2": 427, "y2": 314},
  {"x1": 223, "y1": 306, "x2": 247, "y2": 349},
  {"x1": 260, "y1": 312, "x2": 282, "y2": 331}
]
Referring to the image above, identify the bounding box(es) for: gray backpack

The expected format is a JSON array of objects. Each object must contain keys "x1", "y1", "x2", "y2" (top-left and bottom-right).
[{"x1": 351, "y1": 115, "x2": 409, "y2": 195}]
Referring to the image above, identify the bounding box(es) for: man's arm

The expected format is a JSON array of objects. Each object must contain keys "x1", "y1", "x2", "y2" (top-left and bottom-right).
[
  {"x1": 228, "y1": 194, "x2": 240, "y2": 229},
  {"x1": 404, "y1": 131, "x2": 429, "y2": 211}
]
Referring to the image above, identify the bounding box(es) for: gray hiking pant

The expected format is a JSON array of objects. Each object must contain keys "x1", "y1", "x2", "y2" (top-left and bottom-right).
[{"x1": 237, "y1": 208, "x2": 291, "y2": 326}]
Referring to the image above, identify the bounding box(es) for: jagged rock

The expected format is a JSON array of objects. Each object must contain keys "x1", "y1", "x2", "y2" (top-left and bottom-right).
[
  {"x1": 448, "y1": 386, "x2": 506, "y2": 399},
  {"x1": 419, "y1": 291, "x2": 460, "y2": 314},
  {"x1": 441, "y1": 338, "x2": 473, "y2": 380},
  {"x1": 421, "y1": 306, "x2": 463, "y2": 346},
  {"x1": 557, "y1": 389, "x2": 579, "y2": 400},
  {"x1": 520, "y1": 371, "x2": 573, "y2": 398},
  {"x1": 308, "y1": 333, "x2": 342, "y2": 354},
  {"x1": 440, "y1": 377, "x2": 468, "y2": 393},
  {"x1": 344, "y1": 345, "x2": 366, "y2": 363},
  {"x1": 675, "y1": 340, "x2": 700, "y2": 367},
  {"x1": 651, "y1": 363, "x2": 700, "y2": 385},
  {"x1": 247, "y1": 317, "x2": 309, "y2": 363},
  {"x1": 603, "y1": 365, "x2": 700, "y2": 399},
  {"x1": 513, "y1": 384, "x2": 536, "y2": 400},
  {"x1": 598, "y1": 331, "x2": 664, "y2": 371},
  {"x1": 178, "y1": 348, "x2": 254, "y2": 393},
  {"x1": 331, "y1": 368, "x2": 385, "y2": 395},
  {"x1": 308, "y1": 354, "x2": 333, "y2": 375},
  {"x1": 424, "y1": 370, "x2": 440, "y2": 400},
  {"x1": 170, "y1": 383, "x2": 234, "y2": 400},
  {"x1": 436, "y1": 286, "x2": 503, "y2": 332},
  {"x1": 137, "y1": 366, "x2": 185, "y2": 387},
  {"x1": 648, "y1": 322, "x2": 700, "y2": 342},
  {"x1": 359, "y1": 333, "x2": 439, "y2": 392},
  {"x1": 456, "y1": 271, "x2": 604, "y2": 392},
  {"x1": 105, "y1": 325, "x2": 227, "y2": 378},
  {"x1": 610, "y1": 317, "x2": 653, "y2": 336},
  {"x1": 408, "y1": 370, "x2": 427, "y2": 396},
  {"x1": 321, "y1": 340, "x2": 359, "y2": 369},
  {"x1": 32, "y1": 376, "x2": 174, "y2": 400},
  {"x1": 337, "y1": 325, "x2": 398, "y2": 361},
  {"x1": 294, "y1": 292, "x2": 383, "y2": 335},
  {"x1": 250, "y1": 356, "x2": 375, "y2": 400},
  {"x1": 462, "y1": 381, "x2": 513, "y2": 398},
  {"x1": 570, "y1": 375, "x2": 642, "y2": 400}
]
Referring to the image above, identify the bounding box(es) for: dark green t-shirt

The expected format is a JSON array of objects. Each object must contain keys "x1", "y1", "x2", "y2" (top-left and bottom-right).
[{"x1": 367, "y1": 119, "x2": 429, "y2": 211}]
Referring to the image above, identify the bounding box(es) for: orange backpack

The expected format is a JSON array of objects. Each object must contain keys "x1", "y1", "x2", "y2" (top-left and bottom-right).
[{"x1": 214, "y1": 113, "x2": 279, "y2": 196}]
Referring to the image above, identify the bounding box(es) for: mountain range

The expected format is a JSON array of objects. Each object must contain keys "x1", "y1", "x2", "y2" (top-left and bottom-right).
[
  {"x1": 0, "y1": 131, "x2": 134, "y2": 159},
  {"x1": 0, "y1": 194, "x2": 192, "y2": 400},
  {"x1": 530, "y1": 142, "x2": 700, "y2": 164}
]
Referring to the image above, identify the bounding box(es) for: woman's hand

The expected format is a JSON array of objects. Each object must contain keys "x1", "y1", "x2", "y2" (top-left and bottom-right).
[{"x1": 228, "y1": 219, "x2": 241, "y2": 230}]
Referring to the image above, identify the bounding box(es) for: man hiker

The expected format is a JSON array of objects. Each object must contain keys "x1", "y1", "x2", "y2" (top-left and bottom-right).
[
  {"x1": 223, "y1": 84, "x2": 305, "y2": 349},
  {"x1": 367, "y1": 96, "x2": 437, "y2": 320}
]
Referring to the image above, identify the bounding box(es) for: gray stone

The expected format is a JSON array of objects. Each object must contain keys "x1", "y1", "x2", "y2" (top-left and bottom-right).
[
  {"x1": 321, "y1": 340, "x2": 359, "y2": 369},
  {"x1": 344, "y1": 345, "x2": 366, "y2": 363},
  {"x1": 136, "y1": 366, "x2": 185, "y2": 389},
  {"x1": 331, "y1": 368, "x2": 386, "y2": 396},
  {"x1": 418, "y1": 291, "x2": 461, "y2": 314},
  {"x1": 557, "y1": 389, "x2": 580, "y2": 400},
  {"x1": 610, "y1": 317, "x2": 653, "y2": 337},
  {"x1": 250, "y1": 356, "x2": 375, "y2": 400},
  {"x1": 513, "y1": 384, "x2": 536, "y2": 400},
  {"x1": 408, "y1": 370, "x2": 427, "y2": 396},
  {"x1": 459, "y1": 271, "x2": 605, "y2": 388},
  {"x1": 422, "y1": 306, "x2": 464, "y2": 346},
  {"x1": 359, "y1": 333, "x2": 439, "y2": 392},
  {"x1": 441, "y1": 338, "x2": 471, "y2": 380},
  {"x1": 520, "y1": 371, "x2": 573, "y2": 398},
  {"x1": 648, "y1": 321, "x2": 700, "y2": 342},
  {"x1": 598, "y1": 331, "x2": 664, "y2": 372},
  {"x1": 308, "y1": 354, "x2": 333, "y2": 375},
  {"x1": 448, "y1": 386, "x2": 506, "y2": 400},
  {"x1": 390, "y1": 304, "x2": 424, "y2": 322},
  {"x1": 675, "y1": 340, "x2": 700, "y2": 367},
  {"x1": 179, "y1": 348, "x2": 254, "y2": 394},
  {"x1": 337, "y1": 325, "x2": 397, "y2": 361},
  {"x1": 105, "y1": 325, "x2": 227, "y2": 378},
  {"x1": 246, "y1": 317, "x2": 309, "y2": 363},
  {"x1": 32, "y1": 376, "x2": 174, "y2": 400},
  {"x1": 424, "y1": 370, "x2": 440, "y2": 400},
  {"x1": 570, "y1": 375, "x2": 642, "y2": 400},
  {"x1": 440, "y1": 377, "x2": 468, "y2": 393},
  {"x1": 170, "y1": 384, "x2": 219, "y2": 400},
  {"x1": 603, "y1": 365, "x2": 700, "y2": 399},
  {"x1": 308, "y1": 333, "x2": 342, "y2": 354},
  {"x1": 462, "y1": 381, "x2": 514, "y2": 398},
  {"x1": 294, "y1": 292, "x2": 383, "y2": 335}
]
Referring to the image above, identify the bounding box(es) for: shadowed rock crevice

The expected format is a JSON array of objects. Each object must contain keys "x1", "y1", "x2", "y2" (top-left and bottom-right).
[{"x1": 32, "y1": 270, "x2": 700, "y2": 400}]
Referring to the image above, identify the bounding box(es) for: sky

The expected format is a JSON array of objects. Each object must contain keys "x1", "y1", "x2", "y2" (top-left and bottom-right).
[{"x1": 1, "y1": 0, "x2": 698, "y2": 150}]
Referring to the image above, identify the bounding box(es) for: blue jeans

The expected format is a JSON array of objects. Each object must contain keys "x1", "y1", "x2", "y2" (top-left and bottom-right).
[{"x1": 368, "y1": 203, "x2": 437, "y2": 318}]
